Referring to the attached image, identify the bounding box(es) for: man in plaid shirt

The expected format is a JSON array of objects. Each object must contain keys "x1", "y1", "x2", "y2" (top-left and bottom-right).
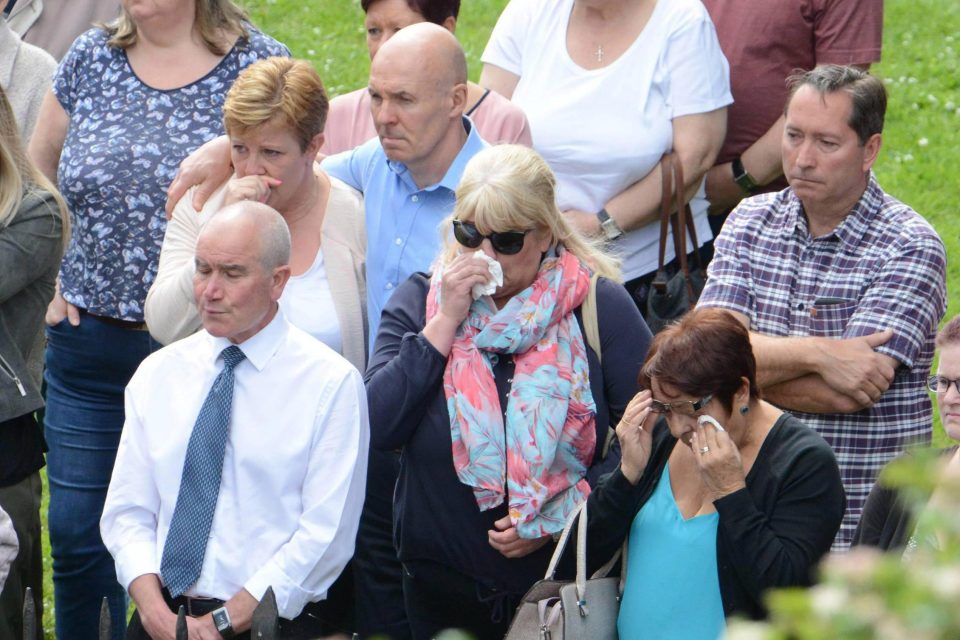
[{"x1": 699, "y1": 64, "x2": 946, "y2": 548}]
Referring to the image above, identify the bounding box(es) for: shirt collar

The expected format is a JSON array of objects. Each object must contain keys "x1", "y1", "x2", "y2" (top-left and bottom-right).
[
  {"x1": 385, "y1": 116, "x2": 488, "y2": 192},
  {"x1": 208, "y1": 308, "x2": 288, "y2": 372},
  {"x1": 785, "y1": 172, "x2": 883, "y2": 251}
]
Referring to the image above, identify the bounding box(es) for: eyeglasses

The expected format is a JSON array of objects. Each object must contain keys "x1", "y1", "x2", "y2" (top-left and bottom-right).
[
  {"x1": 452, "y1": 220, "x2": 529, "y2": 256},
  {"x1": 928, "y1": 375, "x2": 960, "y2": 394},
  {"x1": 649, "y1": 393, "x2": 713, "y2": 417}
]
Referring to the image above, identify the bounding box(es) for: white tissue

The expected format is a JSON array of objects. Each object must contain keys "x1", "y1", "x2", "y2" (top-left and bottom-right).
[{"x1": 470, "y1": 251, "x2": 504, "y2": 300}]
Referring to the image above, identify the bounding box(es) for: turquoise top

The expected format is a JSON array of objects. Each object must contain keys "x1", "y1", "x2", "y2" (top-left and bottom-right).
[{"x1": 618, "y1": 463, "x2": 726, "y2": 639}]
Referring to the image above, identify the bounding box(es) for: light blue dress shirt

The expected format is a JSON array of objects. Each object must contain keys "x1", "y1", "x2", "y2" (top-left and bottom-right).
[
  {"x1": 618, "y1": 463, "x2": 726, "y2": 639},
  {"x1": 321, "y1": 117, "x2": 488, "y2": 343}
]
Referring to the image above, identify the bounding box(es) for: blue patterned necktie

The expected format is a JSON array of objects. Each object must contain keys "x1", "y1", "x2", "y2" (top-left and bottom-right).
[{"x1": 160, "y1": 345, "x2": 246, "y2": 597}]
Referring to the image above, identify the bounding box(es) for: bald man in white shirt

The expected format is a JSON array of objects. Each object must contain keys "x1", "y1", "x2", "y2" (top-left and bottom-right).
[{"x1": 101, "y1": 202, "x2": 369, "y2": 640}]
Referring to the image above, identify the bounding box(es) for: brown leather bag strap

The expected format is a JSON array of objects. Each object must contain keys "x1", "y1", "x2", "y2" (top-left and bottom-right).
[
  {"x1": 657, "y1": 154, "x2": 675, "y2": 272},
  {"x1": 672, "y1": 157, "x2": 704, "y2": 274}
]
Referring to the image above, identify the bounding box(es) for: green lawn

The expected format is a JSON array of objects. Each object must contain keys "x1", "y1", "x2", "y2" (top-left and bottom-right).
[{"x1": 37, "y1": 0, "x2": 960, "y2": 635}]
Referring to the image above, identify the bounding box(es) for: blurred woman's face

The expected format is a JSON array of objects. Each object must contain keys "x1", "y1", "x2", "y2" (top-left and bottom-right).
[
  {"x1": 364, "y1": 0, "x2": 425, "y2": 59},
  {"x1": 122, "y1": 0, "x2": 190, "y2": 23},
  {"x1": 229, "y1": 118, "x2": 318, "y2": 211},
  {"x1": 937, "y1": 343, "x2": 960, "y2": 441}
]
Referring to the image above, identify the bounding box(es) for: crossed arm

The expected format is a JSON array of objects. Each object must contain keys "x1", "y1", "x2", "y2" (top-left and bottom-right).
[{"x1": 725, "y1": 310, "x2": 899, "y2": 414}]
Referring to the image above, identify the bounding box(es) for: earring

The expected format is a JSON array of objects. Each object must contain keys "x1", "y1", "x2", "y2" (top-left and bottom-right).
[{"x1": 739, "y1": 405, "x2": 749, "y2": 416}]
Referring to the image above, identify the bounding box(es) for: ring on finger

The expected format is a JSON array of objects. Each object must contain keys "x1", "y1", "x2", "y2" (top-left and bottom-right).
[{"x1": 699, "y1": 446, "x2": 710, "y2": 454}]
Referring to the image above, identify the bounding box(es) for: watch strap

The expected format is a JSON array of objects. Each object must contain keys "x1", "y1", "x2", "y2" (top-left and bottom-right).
[
  {"x1": 596, "y1": 208, "x2": 624, "y2": 240},
  {"x1": 731, "y1": 157, "x2": 758, "y2": 193},
  {"x1": 211, "y1": 606, "x2": 235, "y2": 639}
]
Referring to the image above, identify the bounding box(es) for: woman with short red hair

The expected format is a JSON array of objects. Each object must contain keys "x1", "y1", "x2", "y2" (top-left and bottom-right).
[{"x1": 581, "y1": 308, "x2": 845, "y2": 636}]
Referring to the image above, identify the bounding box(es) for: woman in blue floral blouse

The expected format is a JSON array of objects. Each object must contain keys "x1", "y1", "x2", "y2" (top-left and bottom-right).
[{"x1": 28, "y1": 2, "x2": 288, "y2": 637}]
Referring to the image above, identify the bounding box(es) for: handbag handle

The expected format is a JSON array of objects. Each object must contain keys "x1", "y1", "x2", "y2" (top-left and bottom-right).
[
  {"x1": 544, "y1": 501, "x2": 589, "y2": 606},
  {"x1": 654, "y1": 153, "x2": 704, "y2": 297}
]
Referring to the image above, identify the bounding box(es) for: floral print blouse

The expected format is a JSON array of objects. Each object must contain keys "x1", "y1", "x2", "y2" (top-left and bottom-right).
[{"x1": 53, "y1": 27, "x2": 289, "y2": 321}]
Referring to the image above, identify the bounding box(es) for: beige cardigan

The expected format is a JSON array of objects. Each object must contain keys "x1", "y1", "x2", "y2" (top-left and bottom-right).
[{"x1": 145, "y1": 172, "x2": 368, "y2": 371}]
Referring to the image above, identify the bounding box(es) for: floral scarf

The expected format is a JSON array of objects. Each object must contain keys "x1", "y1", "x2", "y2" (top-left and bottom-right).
[{"x1": 426, "y1": 248, "x2": 597, "y2": 538}]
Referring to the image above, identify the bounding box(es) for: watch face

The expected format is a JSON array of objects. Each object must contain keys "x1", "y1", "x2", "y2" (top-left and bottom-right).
[{"x1": 212, "y1": 608, "x2": 229, "y2": 630}]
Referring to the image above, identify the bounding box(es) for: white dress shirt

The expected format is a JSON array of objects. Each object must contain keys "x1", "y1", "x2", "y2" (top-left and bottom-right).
[{"x1": 100, "y1": 311, "x2": 369, "y2": 619}]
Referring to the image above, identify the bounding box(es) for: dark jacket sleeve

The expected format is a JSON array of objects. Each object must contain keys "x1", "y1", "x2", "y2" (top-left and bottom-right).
[
  {"x1": 714, "y1": 422, "x2": 845, "y2": 616},
  {"x1": 584, "y1": 278, "x2": 652, "y2": 484},
  {"x1": 851, "y1": 479, "x2": 901, "y2": 549},
  {"x1": 364, "y1": 273, "x2": 448, "y2": 450}
]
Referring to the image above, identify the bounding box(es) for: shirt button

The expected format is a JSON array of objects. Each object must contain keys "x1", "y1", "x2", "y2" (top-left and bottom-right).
[
  {"x1": 386, "y1": 282, "x2": 394, "y2": 290},
  {"x1": 395, "y1": 238, "x2": 403, "y2": 245},
  {"x1": 796, "y1": 303, "x2": 805, "y2": 311},
  {"x1": 411, "y1": 195, "x2": 419, "y2": 202}
]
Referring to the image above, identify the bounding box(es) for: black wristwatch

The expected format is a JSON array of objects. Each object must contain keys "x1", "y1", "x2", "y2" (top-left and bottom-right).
[
  {"x1": 211, "y1": 606, "x2": 235, "y2": 639},
  {"x1": 731, "y1": 157, "x2": 759, "y2": 194},
  {"x1": 596, "y1": 208, "x2": 624, "y2": 240}
]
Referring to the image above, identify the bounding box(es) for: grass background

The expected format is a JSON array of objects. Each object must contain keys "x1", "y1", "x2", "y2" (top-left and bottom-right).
[{"x1": 37, "y1": 0, "x2": 959, "y2": 635}]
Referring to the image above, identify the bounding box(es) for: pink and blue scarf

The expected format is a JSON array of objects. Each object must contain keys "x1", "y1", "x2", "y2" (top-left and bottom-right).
[{"x1": 426, "y1": 248, "x2": 597, "y2": 538}]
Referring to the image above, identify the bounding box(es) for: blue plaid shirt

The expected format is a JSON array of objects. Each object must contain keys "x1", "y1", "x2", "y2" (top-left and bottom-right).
[{"x1": 699, "y1": 173, "x2": 947, "y2": 547}]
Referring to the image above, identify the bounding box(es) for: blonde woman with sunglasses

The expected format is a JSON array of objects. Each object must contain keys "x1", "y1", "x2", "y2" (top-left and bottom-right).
[{"x1": 364, "y1": 144, "x2": 652, "y2": 639}]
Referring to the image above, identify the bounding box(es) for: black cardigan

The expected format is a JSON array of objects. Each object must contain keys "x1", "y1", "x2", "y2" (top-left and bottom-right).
[
  {"x1": 580, "y1": 413, "x2": 845, "y2": 619},
  {"x1": 852, "y1": 446, "x2": 957, "y2": 552}
]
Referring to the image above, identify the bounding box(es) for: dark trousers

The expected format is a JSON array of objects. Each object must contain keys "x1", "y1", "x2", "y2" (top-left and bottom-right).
[
  {"x1": 353, "y1": 449, "x2": 410, "y2": 639},
  {"x1": 402, "y1": 560, "x2": 521, "y2": 640},
  {"x1": 126, "y1": 591, "x2": 333, "y2": 640},
  {"x1": 0, "y1": 472, "x2": 43, "y2": 640}
]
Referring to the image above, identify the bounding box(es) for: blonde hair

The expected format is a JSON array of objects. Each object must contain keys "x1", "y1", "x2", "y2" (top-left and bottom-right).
[
  {"x1": 0, "y1": 86, "x2": 69, "y2": 243},
  {"x1": 222, "y1": 57, "x2": 328, "y2": 151},
  {"x1": 439, "y1": 144, "x2": 620, "y2": 281},
  {"x1": 102, "y1": 0, "x2": 249, "y2": 55}
]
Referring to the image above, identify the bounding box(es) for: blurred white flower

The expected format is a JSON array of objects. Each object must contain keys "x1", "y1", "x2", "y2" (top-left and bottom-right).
[
  {"x1": 919, "y1": 137, "x2": 929, "y2": 146},
  {"x1": 929, "y1": 567, "x2": 960, "y2": 598},
  {"x1": 810, "y1": 584, "x2": 848, "y2": 616},
  {"x1": 726, "y1": 621, "x2": 771, "y2": 640}
]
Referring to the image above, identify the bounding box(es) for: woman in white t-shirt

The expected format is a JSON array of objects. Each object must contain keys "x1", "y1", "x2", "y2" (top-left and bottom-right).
[
  {"x1": 146, "y1": 57, "x2": 368, "y2": 372},
  {"x1": 481, "y1": 0, "x2": 732, "y2": 314}
]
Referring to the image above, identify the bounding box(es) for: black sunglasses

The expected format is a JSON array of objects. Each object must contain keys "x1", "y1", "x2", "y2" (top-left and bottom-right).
[{"x1": 452, "y1": 220, "x2": 529, "y2": 256}]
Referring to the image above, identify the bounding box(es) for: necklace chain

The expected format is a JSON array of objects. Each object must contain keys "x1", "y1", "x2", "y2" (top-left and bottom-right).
[{"x1": 596, "y1": 43, "x2": 604, "y2": 63}]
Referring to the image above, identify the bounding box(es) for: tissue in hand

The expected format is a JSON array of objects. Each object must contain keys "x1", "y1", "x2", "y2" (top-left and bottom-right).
[{"x1": 470, "y1": 251, "x2": 504, "y2": 300}]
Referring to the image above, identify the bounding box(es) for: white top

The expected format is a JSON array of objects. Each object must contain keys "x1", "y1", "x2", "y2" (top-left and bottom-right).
[
  {"x1": 279, "y1": 248, "x2": 342, "y2": 355},
  {"x1": 0, "y1": 504, "x2": 16, "y2": 591},
  {"x1": 482, "y1": 0, "x2": 732, "y2": 279},
  {"x1": 100, "y1": 312, "x2": 369, "y2": 619}
]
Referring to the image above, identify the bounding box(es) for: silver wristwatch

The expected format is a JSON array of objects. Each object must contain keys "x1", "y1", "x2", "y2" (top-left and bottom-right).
[
  {"x1": 211, "y1": 606, "x2": 235, "y2": 639},
  {"x1": 596, "y1": 208, "x2": 624, "y2": 240}
]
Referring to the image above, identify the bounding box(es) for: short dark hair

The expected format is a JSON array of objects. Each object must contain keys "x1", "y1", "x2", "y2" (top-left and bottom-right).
[
  {"x1": 785, "y1": 64, "x2": 887, "y2": 145},
  {"x1": 360, "y1": 0, "x2": 460, "y2": 24},
  {"x1": 937, "y1": 316, "x2": 960, "y2": 349},
  {"x1": 638, "y1": 308, "x2": 760, "y2": 411}
]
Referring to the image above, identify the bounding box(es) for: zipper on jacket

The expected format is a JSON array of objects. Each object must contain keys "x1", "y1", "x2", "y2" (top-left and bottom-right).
[{"x1": 0, "y1": 352, "x2": 27, "y2": 397}]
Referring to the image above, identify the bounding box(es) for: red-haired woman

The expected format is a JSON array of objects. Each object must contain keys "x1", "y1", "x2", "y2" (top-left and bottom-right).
[{"x1": 581, "y1": 308, "x2": 844, "y2": 637}]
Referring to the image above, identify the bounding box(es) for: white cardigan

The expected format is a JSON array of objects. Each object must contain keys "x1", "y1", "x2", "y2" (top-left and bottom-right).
[{"x1": 145, "y1": 172, "x2": 368, "y2": 372}]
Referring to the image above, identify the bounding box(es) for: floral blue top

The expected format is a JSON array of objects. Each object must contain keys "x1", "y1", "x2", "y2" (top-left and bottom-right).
[{"x1": 53, "y1": 27, "x2": 289, "y2": 321}]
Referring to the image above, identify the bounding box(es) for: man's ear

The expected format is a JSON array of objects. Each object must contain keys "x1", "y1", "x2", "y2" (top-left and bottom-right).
[
  {"x1": 271, "y1": 265, "x2": 291, "y2": 301},
  {"x1": 449, "y1": 82, "x2": 468, "y2": 119},
  {"x1": 862, "y1": 133, "x2": 882, "y2": 172}
]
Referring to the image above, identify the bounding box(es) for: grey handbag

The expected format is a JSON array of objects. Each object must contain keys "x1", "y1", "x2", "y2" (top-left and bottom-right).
[{"x1": 504, "y1": 501, "x2": 625, "y2": 640}]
